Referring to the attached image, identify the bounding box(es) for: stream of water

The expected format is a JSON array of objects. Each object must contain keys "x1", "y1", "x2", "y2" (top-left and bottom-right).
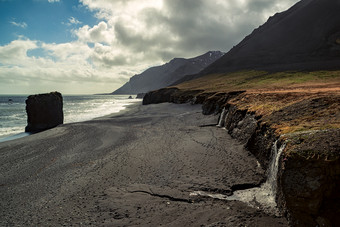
[{"x1": 217, "y1": 107, "x2": 227, "y2": 128}]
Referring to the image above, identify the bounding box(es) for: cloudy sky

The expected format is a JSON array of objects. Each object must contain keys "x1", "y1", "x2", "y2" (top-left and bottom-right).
[{"x1": 0, "y1": 0, "x2": 299, "y2": 94}]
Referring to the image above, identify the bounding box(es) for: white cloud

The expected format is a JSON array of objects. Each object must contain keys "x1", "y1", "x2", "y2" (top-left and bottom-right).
[
  {"x1": 68, "y1": 17, "x2": 82, "y2": 25},
  {"x1": 78, "y1": 0, "x2": 299, "y2": 60},
  {"x1": 0, "y1": 0, "x2": 300, "y2": 94},
  {"x1": 75, "y1": 21, "x2": 111, "y2": 43},
  {"x1": 0, "y1": 39, "x2": 37, "y2": 64},
  {"x1": 0, "y1": 38, "x2": 148, "y2": 94},
  {"x1": 10, "y1": 21, "x2": 27, "y2": 28},
  {"x1": 48, "y1": 0, "x2": 60, "y2": 3}
]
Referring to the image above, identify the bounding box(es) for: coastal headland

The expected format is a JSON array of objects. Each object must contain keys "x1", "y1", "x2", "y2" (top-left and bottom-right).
[{"x1": 0, "y1": 102, "x2": 288, "y2": 226}]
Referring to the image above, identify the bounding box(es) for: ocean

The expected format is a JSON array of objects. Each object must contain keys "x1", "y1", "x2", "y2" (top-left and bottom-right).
[{"x1": 0, "y1": 94, "x2": 140, "y2": 142}]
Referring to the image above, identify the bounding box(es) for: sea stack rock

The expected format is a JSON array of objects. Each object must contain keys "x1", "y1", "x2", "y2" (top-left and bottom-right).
[{"x1": 25, "y1": 92, "x2": 64, "y2": 133}]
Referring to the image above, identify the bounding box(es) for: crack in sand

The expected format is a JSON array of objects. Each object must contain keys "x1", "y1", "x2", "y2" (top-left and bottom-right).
[
  {"x1": 199, "y1": 124, "x2": 218, "y2": 127},
  {"x1": 128, "y1": 190, "x2": 193, "y2": 203}
]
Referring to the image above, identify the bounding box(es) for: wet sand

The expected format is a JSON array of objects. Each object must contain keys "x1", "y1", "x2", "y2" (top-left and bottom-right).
[{"x1": 0, "y1": 103, "x2": 288, "y2": 226}]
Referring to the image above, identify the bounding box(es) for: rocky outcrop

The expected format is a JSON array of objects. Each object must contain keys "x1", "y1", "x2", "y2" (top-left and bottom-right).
[
  {"x1": 136, "y1": 93, "x2": 146, "y2": 99},
  {"x1": 25, "y1": 92, "x2": 64, "y2": 133},
  {"x1": 143, "y1": 88, "x2": 181, "y2": 105},
  {"x1": 143, "y1": 88, "x2": 245, "y2": 113},
  {"x1": 142, "y1": 87, "x2": 340, "y2": 226}
]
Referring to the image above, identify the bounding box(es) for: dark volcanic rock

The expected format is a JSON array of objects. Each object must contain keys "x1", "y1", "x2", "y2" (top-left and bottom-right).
[
  {"x1": 142, "y1": 88, "x2": 204, "y2": 105},
  {"x1": 136, "y1": 93, "x2": 146, "y2": 99},
  {"x1": 278, "y1": 155, "x2": 340, "y2": 226},
  {"x1": 143, "y1": 88, "x2": 180, "y2": 105},
  {"x1": 277, "y1": 129, "x2": 340, "y2": 226},
  {"x1": 246, "y1": 123, "x2": 279, "y2": 169},
  {"x1": 25, "y1": 92, "x2": 63, "y2": 133},
  {"x1": 201, "y1": 93, "x2": 229, "y2": 115},
  {"x1": 229, "y1": 113, "x2": 258, "y2": 144},
  {"x1": 112, "y1": 51, "x2": 224, "y2": 95}
]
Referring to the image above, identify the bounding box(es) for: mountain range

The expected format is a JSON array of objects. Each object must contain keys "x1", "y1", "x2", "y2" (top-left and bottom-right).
[{"x1": 111, "y1": 51, "x2": 224, "y2": 95}]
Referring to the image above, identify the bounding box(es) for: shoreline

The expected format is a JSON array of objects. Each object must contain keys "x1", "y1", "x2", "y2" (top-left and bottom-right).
[
  {"x1": 0, "y1": 102, "x2": 288, "y2": 226},
  {"x1": 0, "y1": 132, "x2": 32, "y2": 143},
  {"x1": 0, "y1": 100, "x2": 142, "y2": 143}
]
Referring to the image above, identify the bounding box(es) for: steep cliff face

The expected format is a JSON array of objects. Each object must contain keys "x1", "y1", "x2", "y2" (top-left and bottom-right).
[
  {"x1": 142, "y1": 87, "x2": 340, "y2": 226},
  {"x1": 112, "y1": 51, "x2": 224, "y2": 95},
  {"x1": 25, "y1": 92, "x2": 63, "y2": 133}
]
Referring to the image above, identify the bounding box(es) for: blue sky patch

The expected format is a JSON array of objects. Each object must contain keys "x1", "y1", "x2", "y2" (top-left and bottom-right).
[{"x1": 0, "y1": 0, "x2": 98, "y2": 45}]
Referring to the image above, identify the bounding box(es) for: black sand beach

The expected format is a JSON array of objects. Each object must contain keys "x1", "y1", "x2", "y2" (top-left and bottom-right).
[{"x1": 0, "y1": 103, "x2": 288, "y2": 226}]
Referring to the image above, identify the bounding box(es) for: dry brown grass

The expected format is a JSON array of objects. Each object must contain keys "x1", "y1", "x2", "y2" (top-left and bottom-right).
[{"x1": 176, "y1": 70, "x2": 340, "y2": 93}]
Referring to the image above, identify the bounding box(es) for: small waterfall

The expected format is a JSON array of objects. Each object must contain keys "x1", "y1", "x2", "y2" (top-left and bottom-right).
[
  {"x1": 217, "y1": 108, "x2": 227, "y2": 128},
  {"x1": 266, "y1": 140, "x2": 286, "y2": 196},
  {"x1": 223, "y1": 139, "x2": 286, "y2": 210},
  {"x1": 190, "y1": 139, "x2": 286, "y2": 214}
]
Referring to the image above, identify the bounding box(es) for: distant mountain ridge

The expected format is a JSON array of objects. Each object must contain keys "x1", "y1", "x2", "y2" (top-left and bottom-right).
[{"x1": 111, "y1": 51, "x2": 224, "y2": 94}]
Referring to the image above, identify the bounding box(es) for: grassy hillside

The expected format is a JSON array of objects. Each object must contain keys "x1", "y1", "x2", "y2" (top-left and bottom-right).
[{"x1": 176, "y1": 70, "x2": 340, "y2": 92}]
